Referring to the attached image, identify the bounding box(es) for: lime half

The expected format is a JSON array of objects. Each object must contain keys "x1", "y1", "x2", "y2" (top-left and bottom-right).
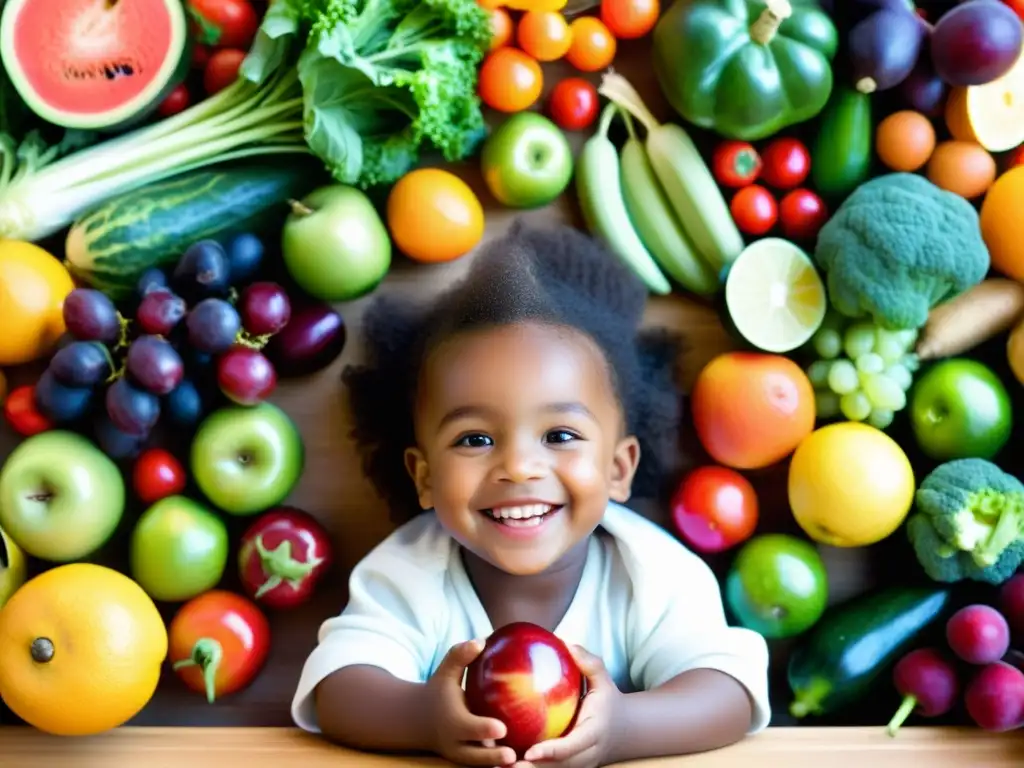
[{"x1": 724, "y1": 238, "x2": 827, "y2": 353}]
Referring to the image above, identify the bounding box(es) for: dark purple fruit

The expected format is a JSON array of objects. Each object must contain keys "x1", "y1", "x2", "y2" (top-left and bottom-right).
[
  {"x1": 106, "y1": 378, "x2": 160, "y2": 436},
  {"x1": 126, "y1": 335, "x2": 185, "y2": 395},
  {"x1": 217, "y1": 346, "x2": 277, "y2": 405},
  {"x1": 900, "y1": 45, "x2": 949, "y2": 116},
  {"x1": 848, "y1": 9, "x2": 927, "y2": 93},
  {"x1": 173, "y1": 240, "x2": 230, "y2": 300},
  {"x1": 94, "y1": 415, "x2": 146, "y2": 460},
  {"x1": 224, "y1": 233, "x2": 265, "y2": 286},
  {"x1": 264, "y1": 302, "x2": 346, "y2": 377},
  {"x1": 49, "y1": 341, "x2": 112, "y2": 387},
  {"x1": 136, "y1": 268, "x2": 169, "y2": 301},
  {"x1": 164, "y1": 379, "x2": 206, "y2": 428},
  {"x1": 240, "y1": 282, "x2": 291, "y2": 336},
  {"x1": 63, "y1": 289, "x2": 120, "y2": 345},
  {"x1": 137, "y1": 289, "x2": 187, "y2": 336},
  {"x1": 186, "y1": 298, "x2": 241, "y2": 354},
  {"x1": 931, "y1": 0, "x2": 1023, "y2": 86},
  {"x1": 33, "y1": 369, "x2": 94, "y2": 424}
]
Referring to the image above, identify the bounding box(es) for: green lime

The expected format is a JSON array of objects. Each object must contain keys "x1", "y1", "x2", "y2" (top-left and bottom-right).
[
  {"x1": 724, "y1": 237, "x2": 827, "y2": 353},
  {"x1": 725, "y1": 533, "x2": 829, "y2": 640}
]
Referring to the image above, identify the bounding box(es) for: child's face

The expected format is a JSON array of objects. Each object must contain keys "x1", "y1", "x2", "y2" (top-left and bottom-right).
[{"x1": 404, "y1": 321, "x2": 640, "y2": 577}]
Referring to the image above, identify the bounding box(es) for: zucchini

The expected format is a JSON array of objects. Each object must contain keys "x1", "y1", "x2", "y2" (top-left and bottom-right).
[
  {"x1": 64, "y1": 161, "x2": 323, "y2": 301},
  {"x1": 810, "y1": 86, "x2": 874, "y2": 200},
  {"x1": 787, "y1": 585, "x2": 951, "y2": 720}
]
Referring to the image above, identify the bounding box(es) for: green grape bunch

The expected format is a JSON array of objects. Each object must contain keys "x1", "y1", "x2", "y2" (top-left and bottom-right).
[{"x1": 805, "y1": 310, "x2": 920, "y2": 430}]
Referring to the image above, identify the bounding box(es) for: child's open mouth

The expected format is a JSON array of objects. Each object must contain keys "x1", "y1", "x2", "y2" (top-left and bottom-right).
[{"x1": 481, "y1": 504, "x2": 562, "y2": 528}]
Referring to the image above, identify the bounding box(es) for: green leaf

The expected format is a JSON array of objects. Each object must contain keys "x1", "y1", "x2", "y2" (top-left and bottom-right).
[{"x1": 187, "y1": 6, "x2": 223, "y2": 46}]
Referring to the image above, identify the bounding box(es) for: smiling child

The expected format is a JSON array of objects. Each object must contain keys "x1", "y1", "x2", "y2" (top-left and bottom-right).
[{"x1": 291, "y1": 222, "x2": 771, "y2": 767}]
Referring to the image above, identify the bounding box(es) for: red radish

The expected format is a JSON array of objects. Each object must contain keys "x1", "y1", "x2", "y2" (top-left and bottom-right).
[
  {"x1": 964, "y1": 661, "x2": 1024, "y2": 732},
  {"x1": 999, "y1": 574, "x2": 1024, "y2": 640},
  {"x1": 946, "y1": 604, "x2": 1011, "y2": 665},
  {"x1": 885, "y1": 648, "x2": 960, "y2": 737}
]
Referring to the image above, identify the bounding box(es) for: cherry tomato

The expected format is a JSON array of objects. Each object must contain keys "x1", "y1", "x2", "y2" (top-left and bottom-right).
[
  {"x1": 712, "y1": 141, "x2": 762, "y2": 188},
  {"x1": 779, "y1": 188, "x2": 829, "y2": 241},
  {"x1": 169, "y1": 591, "x2": 270, "y2": 703},
  {"x1": 188, "y1": 0, "x2": 260, "y2": 49},
  {"x1": 478, "y1": 48, "x2": 544, "y2": 113},
  {"x1": 547, "y1": 77, "x2": 599, "y2": 131},
  {"x1": 133, "y1": 448, "x2": 187, "y2": 505},
  {"x1": 730, "y1": 185, "x2": 777, "y2": 236},
  {"x1": 3, "y1": 385, "x2": 52, "y2": 437},
  {"x1": 565, "y1": 17, "x2": 616, "y2": 72},
  {"x1": 489, "y1": 8, "x2": 514, "y2": 50},
  {"x1": 204, "y1": 48, "x2": 246, "y2": 96},
  {"x1": 157, "y1": 85, "x2": 192, "y2": 118},
  {"x1": 600, "y1": 0, "x2": 660, "y2": 39},
  {"x1": 670, "y1": 465, "x2": 759, "y2": 554},
  {"x1": 760, "y1": 137, "x2": 811, "y2": 189},
  {"x1": 517, "y1": 11, "x2": 572, "y2": 61},
  {"x1": 192, "y1": 44, "x2": 212, "y2": 70}
]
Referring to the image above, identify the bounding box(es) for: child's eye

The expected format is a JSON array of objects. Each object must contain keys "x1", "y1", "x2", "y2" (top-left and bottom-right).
[
  {"x1": 454, "y1": 433, "x2": 493, "y2": 448},
  {"x1": 545, "y1": 429, "x2": 580, "y2": 444}
]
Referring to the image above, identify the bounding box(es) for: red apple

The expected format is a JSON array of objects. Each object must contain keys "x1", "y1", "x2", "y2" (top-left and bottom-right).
[{"x1": 464, "y1": 622, "x2": 584, "y2": 758}]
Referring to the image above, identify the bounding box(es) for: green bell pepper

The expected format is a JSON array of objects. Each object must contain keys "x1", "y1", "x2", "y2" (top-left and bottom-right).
[{"x1": 652, "y1": 0, "x2": 839, "y2": 141}]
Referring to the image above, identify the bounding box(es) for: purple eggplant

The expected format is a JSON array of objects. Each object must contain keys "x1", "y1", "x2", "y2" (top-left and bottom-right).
[
  {"x1": 848, "y1": 8, "x2": 929, "y2": 93},
  {"x1": 930, "y1": 0, "x2": 1023, "y2": 86},
  {"x1": 900, "y1": 44, "x2": 949, "y2": 116},
  {"x1": 264, "y1": 302, "x2": 346, "y2": 377}
]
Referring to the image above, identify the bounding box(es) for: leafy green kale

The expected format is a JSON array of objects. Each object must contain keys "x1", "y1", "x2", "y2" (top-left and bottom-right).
[{"x1": 240, "y1": 0, "x2": 492, "y2": 189}]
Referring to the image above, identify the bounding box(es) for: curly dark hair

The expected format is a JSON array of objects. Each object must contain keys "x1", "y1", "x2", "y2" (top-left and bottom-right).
[{"x1": 342, "y1": 221, "x2": 689, "y2": 524}]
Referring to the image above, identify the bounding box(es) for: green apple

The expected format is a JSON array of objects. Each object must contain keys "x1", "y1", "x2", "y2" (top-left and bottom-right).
[
  {"x1": 191, "y1": 402, "x2": 305, "y2": 515},
  {"x1": 281, "y1": 184, "x2": 392, "y2": 302},
  {"x1": 909, "y1": 358, "x2": 1012, "y2": 461},
  {"x1": 0, "y1": 430, "x2": 125, "y2": 562},
  {"x1": 130, "y1": 495, "x2": 228, "y2": 603},
  {"x1": 0, "y1": 525, "x2": 27, "y2": 609},
  {"x1": 725, "y1": 533, "x2": 828, "y2": 640},
  {"x1": 481, "y1": 112, "x2": 573, "y2": 209}
]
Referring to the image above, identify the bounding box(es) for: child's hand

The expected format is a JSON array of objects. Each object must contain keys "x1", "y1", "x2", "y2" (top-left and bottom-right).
[
  {"x1": 518, "y1": 646, "x2": 621, "y2": 768},
  {"x1": 426, "y1": 639, "x2": 518, "y2": 767}
]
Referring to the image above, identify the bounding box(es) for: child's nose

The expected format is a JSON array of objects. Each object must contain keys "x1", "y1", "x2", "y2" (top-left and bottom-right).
[{"x1": 495, "y1": 440, "x2": 548, "y2": 483}]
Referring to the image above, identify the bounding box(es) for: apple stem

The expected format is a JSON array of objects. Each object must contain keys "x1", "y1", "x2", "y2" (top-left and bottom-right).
[
  {"x1": 288, "y1": 199, "x2": 315, "y2": 217},
  {"x1": 173, "y1": 637, "x2": 223, "y2": 704},
  {"x1": 253, "y1": 535, "x2": 321, "y2": 600}
]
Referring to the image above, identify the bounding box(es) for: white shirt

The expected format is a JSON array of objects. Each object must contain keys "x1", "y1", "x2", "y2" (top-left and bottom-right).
[{"x1": 292, "y1": 502, "x2": 772, "y2": 734}]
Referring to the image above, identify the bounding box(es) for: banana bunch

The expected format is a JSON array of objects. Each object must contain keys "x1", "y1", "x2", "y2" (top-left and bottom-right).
[{"x1": 576, "y1": 78, "x2": 745, "y2": 298}]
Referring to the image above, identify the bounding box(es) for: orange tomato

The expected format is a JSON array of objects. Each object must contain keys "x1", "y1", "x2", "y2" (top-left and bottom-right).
[
  {"x1": 478, "y1": 47, "x2": 544, "y2": 112},
  {"x1": 600, "y1": 0, "x2": 659, "y2": 39},
  {"x1": 386, "y1": 168, "x2": 485, "y2": 263},
  {"x1": 565, "y1": 17, "x2": 616, "y2": 72},
  {"x1": 691, "y1": 352, "x2": 815, "y2": 470},
  {"x1": 490, "y1": 8, "x2": 513, "y2": 49},
  {"x1": 517, "y1": 11, "x2": 573, "y2": 61}
]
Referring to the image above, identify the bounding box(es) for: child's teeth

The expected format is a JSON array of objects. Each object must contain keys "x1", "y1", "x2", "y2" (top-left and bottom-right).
[{"x1": 492, "y1": 504, "x2": 551, "y2": 520}]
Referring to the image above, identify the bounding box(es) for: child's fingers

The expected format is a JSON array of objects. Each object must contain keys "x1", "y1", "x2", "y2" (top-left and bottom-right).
[
  {"x1": 448, "y1": 741, "x2": 517, "y2": 767},
  {"x1": 454, "y1": 710, "x2": 508, "y2": 742},
  {"x1": 435, "y1": 639, "x2": 485, "y2": 680}
]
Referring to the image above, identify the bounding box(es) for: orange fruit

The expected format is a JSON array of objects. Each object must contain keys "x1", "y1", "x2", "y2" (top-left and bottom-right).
[
  {"x1": 875, "y1": 110, "x2": 935, "y2": 172},
  {"x1": 0, "y1": 563, "x2": 168, "y2": 736},
  {"x1": 489, "y1": 7, "x2": 513, "y2": 49},
  {"x1": 386, "y1": 168, "x2": 485, "y2": 263},
  {"x1": 565, "y1": 17, "x2": 616, "y2": 72},
  {"x1": 980, "y1": 166, "x2": 1024, "y2": 281},
  {"x1": 691, "y1": 351, "x2": 816, "y2": 470},
  {"x1": 926, "y1": 140, "x2": 996, "y2": 200},
  {"x1": 517, "y1": 11, "x2": 573, "y2": 62},
  {"x1": 945, "y1": 51, "x2": 1024, "y2": 152},
  {"x1": 478, "y1": 47, "x2": 544, "y2": 112},
  {"x1": 0, "y1": 241, "x2": 75, "y2": 366}
]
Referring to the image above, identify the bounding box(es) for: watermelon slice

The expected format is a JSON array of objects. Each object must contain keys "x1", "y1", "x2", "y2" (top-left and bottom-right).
[{"x1": 0, "y1": 0, "x2": 192, "y2": 131}]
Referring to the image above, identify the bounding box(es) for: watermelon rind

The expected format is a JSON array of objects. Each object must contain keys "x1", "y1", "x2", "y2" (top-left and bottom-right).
[{"x1": 0, "y1": 0, "x2": 192, "y2": 131}]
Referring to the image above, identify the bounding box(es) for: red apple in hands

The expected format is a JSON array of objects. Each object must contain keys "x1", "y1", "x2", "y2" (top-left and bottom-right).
[{"x1": 464, "y1": 622, "x2": 584, "y2": 758}]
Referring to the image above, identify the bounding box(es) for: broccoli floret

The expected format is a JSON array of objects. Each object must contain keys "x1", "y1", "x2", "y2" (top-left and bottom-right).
[
  {"x1": 907, "y1": 458, "x2": 1024, "y2": 585},
  {"x1": 814, "y1": 173, "x2": 990, "y2": 330}
]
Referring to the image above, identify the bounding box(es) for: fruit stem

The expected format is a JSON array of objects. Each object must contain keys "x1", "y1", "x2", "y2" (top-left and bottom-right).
[
  {"x1": 598, "y1": 71, "x2": 659, "y2": 137},
  {"x1": 173, "y1": 637, "x2": 223, "y2": 704},
  {"x1": 235, "y1": 330, "x2": 272, "y2": 350},
  {"x1": 253, "y1": 535, "x2": 322, "y2": 600},
  {"x1": 788, "y1": 677, "x2": 831, "y2": 719},
  {"x1": 886, "y1": 694, "x2": 918, "y2": 737},
  {"x1": 596, "y1": 102, "x2": 618, "y2": 141},
  {"x1": 750, "y1": 0, "x2": 792, "y2": 44},
  {"x1": 856, "y1": 77, "x2": 878, "y2": 94},
  {"x1": 289, "y1": 199, "x2": 315, "y2": 217},
  {"x1": 114, "y1": 313, "x2": 132, "y2": 352},
  {"x1": 30, "y1": 637, "x2": 55, "y2": 663}
]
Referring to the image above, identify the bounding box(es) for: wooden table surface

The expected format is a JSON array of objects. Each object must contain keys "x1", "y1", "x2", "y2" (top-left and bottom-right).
[{"x1": 2, "y1": 727, "x2": 1024, "y2": 767}]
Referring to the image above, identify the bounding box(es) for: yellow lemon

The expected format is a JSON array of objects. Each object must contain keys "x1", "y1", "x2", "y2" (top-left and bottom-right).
[
  {"x1": 788, "y1": 422, "x2": 916, "y2": 547},
  {"x1": 0, "y1": 241, "x2": 75, "y2": 366}
]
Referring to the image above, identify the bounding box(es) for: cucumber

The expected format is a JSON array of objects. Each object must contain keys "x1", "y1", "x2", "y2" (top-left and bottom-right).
[
  {"x1": 787, "y1": 585, "x2": 951, "y2": 720},
  {"x1": 811, "y1": 86, "x2": 874, "y2": 200},
  {"x1": 65, "y1": 160, "x2": 323, "y2": 301}
]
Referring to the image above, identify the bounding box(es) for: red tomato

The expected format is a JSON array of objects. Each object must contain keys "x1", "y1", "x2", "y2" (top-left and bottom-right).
[
  {"x1": 157, "y1": 85, "x2": 192, "y2": 118},
  {"x1": 188, "y1": 0, "x2": 260, "y2": 49},
  {"x1": 600, "y1": 0, "x2": 660, "y2": 39},
  {"x1": 238, "y1": 506, "x2": 333, "y2": 610},
  {"x1": 1003, "y1": 0, "x2": 1024, "y2": 21},
  {"x1": 670, "y1": 466, "x2": 759, "y2": 553},
  {"x1": 133, "y1": 448, "x2": 187, "y2": 504},
  {"x1": 730, "y1": 185, "x2": 777, "y2": 236},
  {"x1": 478, "y1": 48, "x2": 544, "y2": 113},
  {"x1": 547, "y1": 78, "x2": 599, "y2": 131},
  {"x1": 4, "y1": 385, "x2": 52, "y2": 437},
  {"x1": 760, "y1": 137, "x2": 811, "y2": 189},
  {"x1": 204, "y1": 48, "x2": 247, "y2": 96},
  {"x1": 712, "y1": 141, "x2": 762, "y2": 188},
  {"x1": 192, "y1": 44, "x2": 212, "y2": 70},
  {"x1": 169, "y1": 591, "x2": 270, "y2": 703},
  {"x1": 779, "y1": 188, "x2": 828, "y2": 241}
]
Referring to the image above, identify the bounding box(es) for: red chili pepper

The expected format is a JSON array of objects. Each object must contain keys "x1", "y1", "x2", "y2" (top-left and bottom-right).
[
  {"x1": 169, "y1": 590, "x2": 270, "y2": 704},
  {"x1": 237, "y1": 506, "x2": 332, "y2": 610}
]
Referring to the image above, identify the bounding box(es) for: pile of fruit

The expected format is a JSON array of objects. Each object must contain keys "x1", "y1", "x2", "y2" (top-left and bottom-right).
[{"x1": 4, "y1": 0, "x2": 1024, "y2": 746}]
